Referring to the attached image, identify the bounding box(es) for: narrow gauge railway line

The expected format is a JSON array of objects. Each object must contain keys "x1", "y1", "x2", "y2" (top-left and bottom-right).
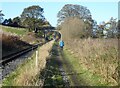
[
  {"x1": 0, "y1": 41, "x2": 51, "y2": 81},
  {"x1": 1, "y1": 42, "x2": 47, "y2": 66}
]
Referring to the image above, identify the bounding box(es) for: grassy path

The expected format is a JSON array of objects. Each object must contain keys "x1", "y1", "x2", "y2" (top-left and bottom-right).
[
  {"x1": 60, "y1": 50, "x2": 87, "y2": 86},
  {"x1": 42, "y1": 41, "x2": 113, "y2": 86},
  {"x1": 40, "y1": 42, "x2": 86, "y2": 87},
  {"x1": 39, "y1": 43, "x2": 68, "y2": 87},
  {"x1": 62, "y1": 49, "x2": 113, "y2": 86}
]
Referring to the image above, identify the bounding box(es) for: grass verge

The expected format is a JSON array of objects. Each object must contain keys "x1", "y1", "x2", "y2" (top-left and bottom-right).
[
  {"x1": 63, "y1": 38, "x2": 118, "y2": 86},
  {"x1": 62, "y1": 49, "x2": 110, "y2": 86},
  {"x1": 2, "y1": 40, "x2": 54, "y2": 86},
  {"x1": 2, "y1": 50, "x2": 37, "y2": 86}
]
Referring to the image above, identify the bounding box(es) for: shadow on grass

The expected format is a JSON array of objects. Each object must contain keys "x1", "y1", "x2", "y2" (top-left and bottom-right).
[
  {"x1": 60, "y1": 49, "x2": 90, "y2": 86},
  {"x1": 39, "y1": 44, "x2": 65, "y2": 87},
  {"x1": 39, "y1": 42, "x2": 90, "y2": 87}
]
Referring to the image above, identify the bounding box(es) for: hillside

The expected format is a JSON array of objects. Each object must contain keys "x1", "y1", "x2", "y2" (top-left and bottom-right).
[
  {"x1": 1, "y1": 32, "x2": 31, "y2": 57},
  {"x1": 1, "y1": 25, "x2": 45, "y2": 44},
  {"x1": 0, "y1": 25, "x2": 27, "y2": 36},
  {"x1": 0, "y1": 25, "x2": 45, "y2": 57}
]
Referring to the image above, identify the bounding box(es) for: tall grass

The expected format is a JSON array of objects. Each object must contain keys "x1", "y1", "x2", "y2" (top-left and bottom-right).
[
  {"x1": 59, "y1": 17, "x2": 118, "y2": 85},
  {"x1": 64, "y1": 38, "x2": 118, "y2": 85},
  {"x1": 1, "y1": 32, "x2": 31, "y2": 57},
  {"x1": 2, "y1": 40, "x2": 54, "y2": 86}
]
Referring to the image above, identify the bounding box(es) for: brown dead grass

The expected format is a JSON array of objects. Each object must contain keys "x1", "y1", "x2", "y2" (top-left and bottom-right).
[
  {"x1": 59, "y1": 16, "x2": 118, "y2": 85},
  {"x1": 11, "y1": 40, "x2": 54, "y2": 86},
  {"x1": 1, "y1": 32, "x2": 31, "y2": 57},
  {"x1": 60, "y1": 17, "x2": 85, "y2": 40},
  {"x1": 64, "y1": 38, "x2": 118, "y2": 85},
  {"x1": 22, "y1": 32, "x2": 45, "y2": 44}
]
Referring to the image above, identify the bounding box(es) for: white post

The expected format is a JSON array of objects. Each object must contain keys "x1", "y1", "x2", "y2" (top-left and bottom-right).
[{"x1": 36, "y1": 50, "x2": 38, "y2": 70}]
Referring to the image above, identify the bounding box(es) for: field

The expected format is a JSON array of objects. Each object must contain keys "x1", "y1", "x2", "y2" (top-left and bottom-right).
[
  {"x1": 0, "y1": 25, "x2": 27, "y2": 36},
  {"x1": 64, "y1": 38, "x2": 118, "y2": 86},
  {"x1": 0, "y1": 25, "x2": 45, "y2": 44}
]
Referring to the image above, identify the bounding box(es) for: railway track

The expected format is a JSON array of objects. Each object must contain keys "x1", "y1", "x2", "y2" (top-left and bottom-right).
[
  {"x1": 0, "y1": 41, "x2": 51, "y2": 81},
  {"x1": 0, "y1": 42, "x2": 46, "y2": 66}
]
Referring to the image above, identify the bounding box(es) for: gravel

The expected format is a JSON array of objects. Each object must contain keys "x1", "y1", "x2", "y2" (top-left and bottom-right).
[
  {"x1": 59, "y1": 66, "x2": 70, "y2": 87},
  {"x1": 0, "y1": 49, "x2": 36, "y2": 83}
]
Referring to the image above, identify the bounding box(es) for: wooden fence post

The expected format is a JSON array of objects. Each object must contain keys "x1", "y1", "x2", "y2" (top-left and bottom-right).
[{"x1": 36, "y1": 50, "x2": 38, "y2": 70}]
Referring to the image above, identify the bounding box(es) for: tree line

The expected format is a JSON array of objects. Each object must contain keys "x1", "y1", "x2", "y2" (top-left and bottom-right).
[
  {"x1": 0, "y1": 4, "x2": 119, "y2": 38},
  {"x1": 0, "y1": 5, "x2": 51, "y2": 32},
  {"x1": 57, "y1": 4, "x2": 119, "y2": 39}
]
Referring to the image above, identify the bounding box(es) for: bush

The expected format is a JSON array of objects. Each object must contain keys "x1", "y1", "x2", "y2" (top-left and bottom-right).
[{"x1": 60, "y1": 17, "x2": 91, "y2": 41}]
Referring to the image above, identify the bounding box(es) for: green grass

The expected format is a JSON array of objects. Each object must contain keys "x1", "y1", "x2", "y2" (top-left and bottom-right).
[
  {"x1": 40, "y1": 45, "x2": 65, "y2": 87},
  {"x1": 64, "y1": 39, "x2": 118, "y2": 86},
  {"x1": 0, "y1": 25, "x2": 27, "y2": 36},
  {"x1": 62, "y1": 49, "x2": 109, "y2": 86},
  {"x1": 2, "y1": 41, "x2": 54, "y2": 86},
  {"x1": 2, "y1": 50, "x2": 36, "y2": 86}
]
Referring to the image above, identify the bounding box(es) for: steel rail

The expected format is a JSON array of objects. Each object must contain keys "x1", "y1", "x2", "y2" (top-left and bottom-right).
[{"x1": 0, "y1": 42, "x2": 45, "y2": 66}]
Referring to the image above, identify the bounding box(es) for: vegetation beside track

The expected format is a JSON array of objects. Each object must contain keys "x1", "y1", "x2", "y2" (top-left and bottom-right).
[
  {"x1": 39, "y1": 43, "x2": 65, "y2": 87},
  {"x1": 38, "y1": 41, "x2": 113, "y2": 86},
  {"x1": 1, "y1": 25, "x2": 46, "y2": 57},
  {"x1": 2, "y1": 41, "x2": 54, "y2": 86},
  {"x1": 62, "y1": 49, "x2": 109, "y2": 86}
]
